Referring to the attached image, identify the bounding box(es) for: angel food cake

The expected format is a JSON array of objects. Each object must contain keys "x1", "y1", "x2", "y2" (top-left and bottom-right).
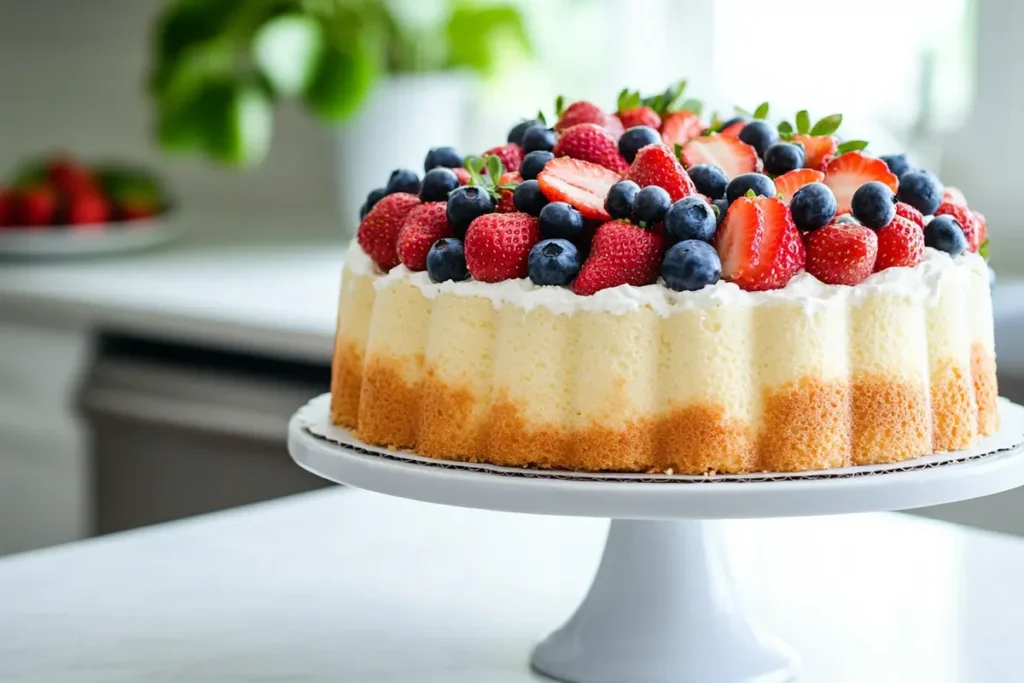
[{"x1": 330, "y1": 83, "x2": 997, "y2": 474}]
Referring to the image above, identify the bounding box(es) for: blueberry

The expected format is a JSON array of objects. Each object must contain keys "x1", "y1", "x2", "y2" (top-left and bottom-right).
[
  {"x1": 713, "y1": 198, "x2": 729, "y2": 226},
  {"x1": 725, "y1": 173, "x2": 776, "y2": 204},
  {"x1": 385, "y1": 169, "x2": 420, "y2": 195},
  {"x1": 763, "y1": 142, "x2": 806, "y2": 176},
  {"x1": 661, "y1": 240, "x2": 721, "y2": 292},
  {"x1": 605, "y1": 180, "x2": 640, "y2": 220},
  {"x1": 850, "y1": 181, "x2": 897, "y2": 229},
  {"x1": 508, "y1": 119, "x2": 542, "y2": 146},
  {"x1": 513, "y1": 179, "x2": 549, "y2": 216},
  {"x1": 426, "y1": 238, "x2": 470, "y2": 283},
  {"x1": 664, "y1": 196, "x2": 717, "y2": 244},
  {"x1": 359, "y1": 187, "x2": 387, "y2": 220},
  {"x1": 924, "y1": 215, "x2": 967, "y2": 256},
  {"x1": 419, "y1": 168, "x2": 460, "y2": 202},
  {"x1": 520, "y1": 150, "x2": 554, "y2": 180},
  {"x1": 897, "y1": 170, "x2": 943, "y2": 215},
  {"x1": 687, "y1": 164, "x2": 728, "y2": 200},
  {"x1": 528, "y1": 238, "x2": 580, "y2": 286},
  {"x1": 880, "y1": 153, "x2": 914, "y2": 178},
  {"x1": 523, "y1": 125, "x2": 557, "y2": 153},
  {"x1": 618, "y1": 126, "x2": 661, "y2": 164},
  {"x1": 423, "y1": 147, "x2": 463, "y2": 173},
  {"x1": 737, "y1": 120, "x2": 779, "y2": 159},
  {"x1": 789, "y1": 182, "x2": 837, "y2": 232},
  {"x1": 447, "y1": 185, "x2": 495, "y2": 236},
  {"x1": 633, "y1": 185, "x2": 671, "y2": 226},
  {"x1": 538, "y1": 201, "x2": 584, "y2": 240}
]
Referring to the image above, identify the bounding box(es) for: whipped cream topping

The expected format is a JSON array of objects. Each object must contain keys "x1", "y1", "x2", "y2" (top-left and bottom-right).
[{"x1": 345, "y1": 240, "x2": 986, "y2": 317}]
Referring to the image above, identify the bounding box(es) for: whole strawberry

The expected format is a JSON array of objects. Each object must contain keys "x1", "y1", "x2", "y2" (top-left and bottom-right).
[
  {"x1": 397, "y1": 202, "x2": 452, "y2": 271},
  {"x1": 895, "y1": 202, "x2": 924, "y2": 229},
  {"x1": 934, "y1": 201, "x2": 981, "y2": 252},
  {"x1": 66, "y1": 191, "x2": 111, "y2": 226},
  {"x1": 483, "y1": 144, "x2": 524, "y2": 176},
  {"x1": 804, "y1": 221, "x2": 878, "y2": 286},
  {"x1": 453, "y1": 167, "x2": 472, "y2": 186},
  {"x1": 556, "y1": 100, "x2": 624, "y2": 138},
  {"x1": 618, "y1": 106, "x2": 661, "y2": 131},
  {"x1": 357, "y1": 192, "x2": 421, "y2": 270},
  {"x1": 552, "y1": 123, "x2": 628, "y2": 173},
  {"x1": 18, "y1": 186, "x2": 57, "y2": 226},
  {"x1": 573, "y1": 220, "x2": 663, "y2": 295},
  {"x1": 0, "y1": 190, "x2": 15, "y2": 226},
  {"x1": 496, "y1": 171, "x2": 521, "y2": 213},
  {"x1": 47, "y1": 156, "x2": 99, "y2": 195},
  {"x1": 464, "y1": 212, "x2": 540, "y2": 282},
  {"x1": 874, "y1": 215, "x2": 924, "y2": 271},
  {"x1": 625, "y1": 144, "x2": 696, "y2": 202}
]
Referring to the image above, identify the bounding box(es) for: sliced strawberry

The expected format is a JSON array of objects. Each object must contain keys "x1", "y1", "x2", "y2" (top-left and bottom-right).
[
  {"x1": 483, "y1": 144, "x2": 523, "y2": 176},
  {"x1": 573, "y1": 220, "x2": 663, "y2": 295},
  {"x1": 934, "y1": 200, "x2": 981, "y2": 252},
  {"x1": 453, "y1": 167, "x2": 472, "y2": 186},
  {"x1": 680, "y1": 135, "x2": 759, "y2": 180},
  {"x1": 792, "y1": 134, "x2": 838, "y2": 170},
  {"x1": 895, "y1": 202, "x2": 924, "y2": 228},
  {"x1": 618, "y1": 106, "x2": 661, "y2": 131},
  {"x1": 804, "y1": 221, "x2": 878, "y2": 286},
  {"x1": 733, "y1": 196, "x2": 805, "y2": 291},
  {"x1": 552, "y1": 123, "x2": 629, "y2": 173},
  {"x1": 397, "y1": 202, "x2": 452, "y2": 271},
  {"x1": 537, "y1": 157, "x2": 620, "y2": 221},
  {"x1": 823, "y1": 152, "x2": 899, "y2": 215},
  {"x1": 464, "y1": 212, "x2": 540, "y2": 282},
  {"x1": 943, "y1": 186, "x2": 968, "y2": 206},
  {"x1": 496, "y1": 171, "x2": 521, "y2": 213},
  {"x1": 874, "y1": 215, "x2": 924, "y2": 271},
  {"x1": 719, "y1": 118, "x2": 747, "y2": 137},
  {"x1": 714, "y1": 196, "x2": 764, "y2": 284},
  {"x1": 775, "y1": 169, "x2": 825, "y2": 205},
  {"x1": 357, "y1": 192, "x2": 421, "y2": 270},
  {"x1": 660, "y1": 111, "x2": 705, "y2": 147},
  {"x1": 625, "y1": 144, "x2": 696, "y2": 202}
]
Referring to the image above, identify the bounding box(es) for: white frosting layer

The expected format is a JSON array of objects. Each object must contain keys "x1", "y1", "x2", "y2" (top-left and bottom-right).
[{"x1": 345, "y1": 240, "x2": 986, "y2": 317}]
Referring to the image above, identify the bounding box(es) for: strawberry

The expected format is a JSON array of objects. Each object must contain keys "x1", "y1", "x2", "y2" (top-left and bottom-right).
[
  {"x1": 660, "y1": 111, "x2": 705, "y2": 147},
  {"x1": 625, "y1": 144, "x2": 696, "y2": 202},
  {"x1": 739, "y1": 196, "x2": 805, "y2": 291},
  {"x1": 774, "y1": 169, "x2": 825, "y2": 205},
  {"x1": 553, "y1": 123, "x2": 629, "y2": 173},
  {"x1": 17, "y1": 186, "x2": 57, "y2": 226},
  {"x1": 397, "y1": 202, "x2": 451, "y2": 271},
  {"x1": 874, "y1": 216, "x2": 924, "y2": 271},
  {"x1": 974, "y1": 210, "x2": 988, "y2": 246},
  {"x1": 118, "y1": 197, "x2": 161, "y2": 222},
  {"x1": 943, "y1": 186, "x2": 968, "y2": 206},
  {"x1": 804, "y1": 221, "x2": 878, "y2": 286},
  {"x1": 66, "y1": 191, "x2": 110, "y2": 226},
  {"x1": 680, "y1": 134, "x2": 759, "y2": 180},
  {"x1": 714, "y1": 197, "x2": 763, "y2": 284},
  {"x1": 496, "y1": 171, "x2": 521, "y2": 213},
  {"x1": 453, "y1": 167, "x2": 472, "y2": 186},
  {"x1": 573, "y1": 220, "x2": 663, "y2": 295},
  {"x1": 618, "y1": 106, "x2": 661, "y2": 131},
  {"x1": 719, "y1": 118, "x2": 747, "y2": 137},
  {"x1": 823, "y1": 152, "x2": 898, "y2": 215},
  {"x1": 895, "y1": 202, "x2": 924, "y2": 229},
  {"x1": 537, "y1": 157, "x2": 621, "y2": 221},
  {"x1": 357, "y1": 192, "x2": 420, "y2": 270},
  {"x1": 464, "y1": 212, "x2": 540, "y2": 282},
  {"x1": 934, "y1": 200, "x2": 981, "y2": 252},
  {"x1": 556, "y1": 100, "x2": 624, "y2": 139},
  {"x1": 47, "y1": 156, "x2": 99, "y2": 195},
  {"x1": 791, "y1": 134, "x2": 838, "y2": 170},
  {"x1": 483, "y1": 144, "x2": 523, "y2": 176},
  {"x1": 0, "y1": 190, "x2": 15, "y2": 226}
]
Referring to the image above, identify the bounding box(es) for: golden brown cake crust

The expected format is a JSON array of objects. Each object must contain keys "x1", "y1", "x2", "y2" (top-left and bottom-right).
[
  {"x1": 972, "y1": 344, "x2": 999, "y2": 436},
  {"x1": 330, "y1": 340, "x2": 363, "y2": 428}
]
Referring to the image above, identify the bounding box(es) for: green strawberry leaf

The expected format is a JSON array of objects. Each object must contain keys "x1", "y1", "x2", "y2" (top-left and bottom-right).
[
  {"x1": 777, "y1": 120, "x2": 794, "y2": 139},
  {"x1": 486, "y1": 154, "x2": 504, "y2": 180},
  {"x1": 710, "y1": 202, "x2": 721, "y2": 219},
  {"x1": 836, "y1": 139, "x2": 869, "y2": 155},
  {"x1": 555, "y1": 95, "x2": 565, "y2": 117},
  {"x1": 466, "y1": 156, "x2": 485, "y2": 176},
  {"x1": 673, "y1": 142, "x2": 684, "y2": 159},
  {"x1": 745, "y1": 189, "x2": 757, "y2": 199},
  {"x1": 810, "y1": 113, "x2": 843, "y2": 136},
  {"x1": 734, "y1": 105, "x2": 752, "y2": 117},
  {"x1": 616, "y1": 88, "x2": 629, "y2": 111},
  {"x1": 679, "y1": 98, "x2": 703, "y2": 115},
  {"x1": 753, "y1": 101, "x2": 770, "y2": 120},
  {"x1": 795, "y1": 110, "x2": 810, "y2": 134},
  {"x1": 980, "y1": 238, "x2": 990, "y2": 260},
  {"x1": 536, "y1": 109, "x2": 547, "y2": 126}
]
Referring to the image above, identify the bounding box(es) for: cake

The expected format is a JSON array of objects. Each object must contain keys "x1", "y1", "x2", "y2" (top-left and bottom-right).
[{"x1": 329, "y1": 85, "x2": 997, "y2": 474}]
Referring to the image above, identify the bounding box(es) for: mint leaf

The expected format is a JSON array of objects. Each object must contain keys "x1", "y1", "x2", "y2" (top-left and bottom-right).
[
  {"x1": 734, "y1": 105, "x2": 752, "y2": 117},
  {"x1": 555, "y1": 95, "x2": 565, "y2": 117},
  {"x1": 616, "y1": 87, "x2": 629, "y2": 111},
  {"x1": 795, "y1": 110, "x2": 810, "y2": 134},
  {"x1": 810, "y1": 113, "x2": 842, "y2": 136},
  {"x1": 836, "y1": 139, "x2": 869, "y2": 154},
  {"x1": 486, "y1": 153, "x2": 504, "y2": 180},
  {"x1": 536, "y1": 109, "x2": 547, "y2": 126},
  {"x1": 753, "y1": 101, "x2": 770, "y2": 120},
  {"x1": 777, "y1": 120, "x2": 794, "y2": 138}
]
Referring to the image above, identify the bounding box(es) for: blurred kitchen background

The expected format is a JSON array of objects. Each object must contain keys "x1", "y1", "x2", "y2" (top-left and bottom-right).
[{"x1": 0, "y1": 0, "x2": 1022, "y2": 555}]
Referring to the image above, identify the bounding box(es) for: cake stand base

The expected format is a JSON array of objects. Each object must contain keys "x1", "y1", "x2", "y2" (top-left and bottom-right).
[{"x1": 531, "y1": 519, "x2": 797, "y2": 683}]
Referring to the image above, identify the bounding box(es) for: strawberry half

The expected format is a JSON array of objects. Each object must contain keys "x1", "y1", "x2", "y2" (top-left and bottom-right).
[
  {"x1": 792, "y1": 134, "x2": 838, "y2": 170},
  {"x1": 736, "y1": 196, "x2": 805, "y2": 291},
  {"x1": 943, "y1": 186, "x2": 968, "y2": 206},
  {"x1": 397, "y1": 202, "x2": 452, "y2": 271},
  {"x1": 714, "y1": 196, "x2": 764, "y2": 285},
  {"x1": 553, "y1": 123, "x2": 629, "y2": 173},
  {"x1": 556, "y1": 100, "x2": 624, "y2": 139},
  {"x1": 934, "y1": 200, "x2": 981, "y2": 252},
  {"x1": 719, "y1": 118, "x2": 747, "y2": 137},
  {"x1": 625, "y1": 144, "x2": 696, "y2": 202},
  {"x1": 483, "y1": 144, "x2": 523, "y2": 176},
  {"x1": 974, "y1": 210, "x2": 988, "y2": 246},
  {"x1": 453, "y1": 167, "x2": 472, "y2": 186},
  {"x1": 680, "y1": 135, "x2": 759, "y2": 180},
  {"x1": 775, "y1": 169, "x2": 825, "y2": 205},
  {"x1": 618, "y1": 106, "x2": 661, "y2": 131},
  {"x1": 464, "y1": 212, "x2": 540, "y2": 282},
  {"x1": 660, "y1": 111, "x2": 705, "y2": 147},
  {"x1": 573, "y1": 220, "x2": 663, "y2": 295},
  {"x1": 803, "y1": 221, "x2": 878, "y2": 286},
  {"x1": 895, "y1": 202, "x2": 924, "y2": 229},
  {"x1": 874, "y1": 215, "x2": 924, "y2": 272},
  {"x1": 496, "y1": 171, "x2": 521, "y2": 213},
  {"x1": 357, "y1": 192, "x2": 421, "y2": 270},
  {"x1": 537, "y1": 157, "x2": 621, "y2": 221},
  {"x1": 823, "y1": 152, "x2": 899, "y2": 215}
]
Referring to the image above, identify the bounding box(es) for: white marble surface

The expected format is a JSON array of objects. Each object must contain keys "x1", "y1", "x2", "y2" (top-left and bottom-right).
[{"x1": 1, "y1": 488, "x2": 1022, "y2": 682}]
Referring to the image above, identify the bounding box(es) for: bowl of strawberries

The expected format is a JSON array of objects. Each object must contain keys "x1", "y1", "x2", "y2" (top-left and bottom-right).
[{"x1": 0, "y1": 154, "x2": 178, "y2": 258}]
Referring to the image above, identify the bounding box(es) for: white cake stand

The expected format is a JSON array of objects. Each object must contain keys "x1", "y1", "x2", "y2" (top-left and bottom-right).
[{"x1": 288, "y1": 394, "x2": 1024, "y2": 683}]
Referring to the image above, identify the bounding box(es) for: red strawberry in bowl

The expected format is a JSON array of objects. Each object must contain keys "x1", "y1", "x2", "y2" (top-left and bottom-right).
[
  {"x1": 660, "y1": 111, "x2": 705, "y2": 147},
  {"x1": 823, "y1": 152, "x2": 898, "y2": 215},
  {"x1": 874, "y1": 215, "x2": 924, "y2": 271},
  {"x1": 573, "y1": 220, "x2": 663, "y2": 295},
  {"x1": 17, "y1": 186, "x2": 58, "y2": 227},
  {"x1": 66, "y1": 191, "x2": 111, "y2": 227},
  {"x1": 934, "y1": 200, "x2": 981, "y2": 252},
  {"x1": 464, "y1": 212, "x2": 540, "y2": 282},
  {"x1": 792, "y1": 134, "x2": 838, "y2": 170},
  {"x1": 803, "y1": 220, "x2": 879, "y2": 285},
  {"x1": 625, "y1": 144, "x2": 696, "y2": 202},
  {"x1": 397, "y1": 202, "x2": 452, "y2": 271},
  {"x1": 483, "y1": 144, "x2": 523, "y2": 176},
  {"x1": 775, "y1": 169, "x2": 825, "y2": 205},
  {"x1": 680, "y1": 135, "x2": 759, "y2": 180},
  {"x1": 357, "y1": 192, "x2": 421, "y2": 270},
  {"x1": 537, "y1": 157, "x2": 621, "y2": 221},
  {"x1": 552, "y1": 123, "x2": 629, "y2": 173}
]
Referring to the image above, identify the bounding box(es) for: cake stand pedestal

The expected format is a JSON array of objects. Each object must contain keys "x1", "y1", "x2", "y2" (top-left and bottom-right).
[{"x1": 288, "y1": 395, "x2": 1024, "y2": 683}]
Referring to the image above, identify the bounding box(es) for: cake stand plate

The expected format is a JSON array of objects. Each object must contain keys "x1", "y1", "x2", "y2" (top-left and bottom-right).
[{"x1": 288, "y1": 394, "x2": 1024, "y2": 683}]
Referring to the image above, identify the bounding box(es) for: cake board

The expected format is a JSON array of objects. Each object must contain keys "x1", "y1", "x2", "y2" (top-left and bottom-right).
[{"x1": 288, "y1": 394, "x2": 1024, "y2": 683}]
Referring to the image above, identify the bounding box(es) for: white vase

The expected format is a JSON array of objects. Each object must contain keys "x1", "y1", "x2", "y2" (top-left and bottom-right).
[{"x1": 333, "y1": 73, "x2": 475, "y2": 240}]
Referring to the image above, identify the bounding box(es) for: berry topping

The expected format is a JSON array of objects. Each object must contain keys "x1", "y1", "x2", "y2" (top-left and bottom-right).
[
  {"x1": 424, "y1": 147, "x2": 463, "y2": 173},
  {"x1": 717, "y1": 116, "x2": 748, "y2": 137},
  {"x1": 359, "y1": 187, "x2": 387, "y2": 220},
  {"x1": 680, "y1": 135, "x2": 760, "y2": 180},
  {"x1": 397, "y1": 201, "x2": 452, "y2": 271},
  {"x1": 943, "y1": 186, "x2": 968, "y2": 206},
  {"x1": 664, "y1": 196, "x2": 717, "y2": 244},
  {"x1": 633, "y1": 186, "x2": 672, "y2": 227},
  {"x1": 625, "y1": 144, "x2": 697, "y2": 202},
  {"x1": 573, "y1": 220, "x2": 664, "y2": 295},
  {"x1": 850, "y1": 180, "x2": 897, "y2": 229},
  {"x1": 660, "y1": 111, "x2": 705, "y2": 146},
  {"x1": 789, "y1": 182, "x2": 837, "y2": 232},
  {"x1": 736, "y1": 195, "x2": 805, "y2": 291},
  {"x1": 495, "y1": 171, "x2": 521, "y2": 213},
  {"x1": 483, "y1": 144, "x2": 524, "y2": 176},
  {"x1": 618, "y1": 126, "x2": 662, "y2": 164},
  {"x1": 508, "y1": 119, "x2": 543, "y2": 147},
  {"x1": 618, "y1": 106, "x2": 662, "y2": 131},
  {"x1": 453, "y1": 167, "x2": 472, "y2": 185},
  {"x1": 513, "y1": 179, "x2": 550, "y2": 217},
  {"x1": 537, "y1": 157, "x2": 621, "y2": 221},
  {"x1": 539, "y1": 201, "x2": 585, "y2": 240},
  {"x1": 895, "y1": 202, "x2": 925, "y2": 228},
  {"x1": 419, "y1": 168, "x2": 460, "y2": 202},
  {"x1": 426, "y1": 238, "x2": 470, "y2": 283},
  {"x1": 974, "y1": 210, "x2": 988, "y2": 247},
  {"x1": 725, "y1": 173, "x2": 776, "y2": 204},
  {"x1": 385, "y1": 169, "x2": 421, "y2": 196},
  {"x1": 686, "y1": 164, "x2": 728, "y2": 200},
  {"x1": 605, "y1": 180, "x2": 640, "y2": 221},
  {"x1": 880, "y1": 153, "x2": 914, "y2": 178},
  {"x1": 823, "y1": 151, "x2": 898, "y2": 214},
  {"x1": 464, "y1": 212, "x2": 540, "y2": 282},
  {"x1": 763, "y1": 142, "x2": 806, "y2": 176},
  {"x1": 803, "y1": 221, "x2": 878, "y2": 286},
  {"x1": 552, "y1": 123, "x2": 629, "y2": 173},
  {"x1": 528, "y1": 238, "x2": 581, "y2": 286},
  {"x1": 522, "y1": 125, "x2": 557, "y2": 153},
  {"x1": 520, "y1": 151, "x2": 554, "y2": 181},
  {"x1": 555, "y1": 100, "x2": 623, "y2": 138},
  {"x1": 896, "y1": 170, "x2": 943, "y2": 216},
  {"x1": 714, "y1": 197, "x2": 763, "y2": 286},
  {"x1": 357, "y1": 192, "x2": 420, "y2": 270},
  {"x1": 934, "y1": 201, "x2": 981, "y2": 252},
  {"x1": 737, "y1": 120, "x2": 779, "y2": 159},
  {"x1": 924, "y1": 215, "x2": 967, "y2": 256},
  {"x1": 447, "y1": 185, "x2": 496, "y2": 235},
  {"x1": 662, "y1": 240, "x2": 721, "y2": 292},
  {"x1": 790, "y1": 134, "x2": 838, "y2": 171},
  {"x1": 774, "y1": 169, "x2": 825, "y2": 205},
  {"x1": 874, "y1": 216, "x2": 924, "y2": 271}
]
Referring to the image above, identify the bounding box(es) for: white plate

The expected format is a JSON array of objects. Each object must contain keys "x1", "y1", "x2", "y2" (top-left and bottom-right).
[{"x1": 0, "y1": 217, "x2": 181, "y2": 258}]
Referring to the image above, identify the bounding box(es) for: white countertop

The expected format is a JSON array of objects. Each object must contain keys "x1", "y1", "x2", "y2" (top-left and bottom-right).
[{"x1": 1, "y1": 488, "x2": 1022, "y2": 682}]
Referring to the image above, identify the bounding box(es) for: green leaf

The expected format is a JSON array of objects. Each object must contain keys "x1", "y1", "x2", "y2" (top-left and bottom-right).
[
  {"x1": 673, "y1": 142, "x2": 683, "y2": 159},
  {"x1": 836, "y1": 139, "x2": 870, "y2": 154},
  {"x1": 745, "y1": 189, "x2": 757, "y2": 199},
  {"x1": 253, "y1": 14, "x2": 323, "y2": 97},
  {"x1": 486, "y1": 154, "x2": 504, "y2": 180},
  {"x1": 795, "y1": 110, "x2": 810, "y2": 134},
  {"x1": 777, "y1": 120, "x2": 794, "y2": 139},
  {"x1": 753, "y1": 101, "x2": 770, "y2": 120},
  {"x1": 664, "y1": 79, "x2": 687, "y2": 112},
  {"x1": 616, "y1": 88, "x2": 629, "y2": 111},
  {"x1": 679, "y1": 98, "x2": 703, "y2": 116},
  {"x1": 466, "y1": 156, "x2": 485, "y2": 175},
  {"x1": 710, "y1": 202, "x2": 720, "y2": 219},
  {"x1": 303, "y1": 31, "x2": 383, "y2": 122},
  {"x1": 734, "y1": 105, "x2": 752, "y2": 117},
  {"x1": 536, "y1": 109, "x2": 547, "y2": 126},
  {"x1": 194, "y1": 79, "x2": 273, "y2": 167},
  {"x1": 980, "y1": 239, "x2": 990, "y2": 260},
  {"x1": 555, "y1": 95, "x2": 565, "y2": 117},
  {"x1": 445, "y1": 4, "x2": 531, "y2": 76},
  {"x1": 810, "y1": 113, "x2": 843, "y2": 136}
]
